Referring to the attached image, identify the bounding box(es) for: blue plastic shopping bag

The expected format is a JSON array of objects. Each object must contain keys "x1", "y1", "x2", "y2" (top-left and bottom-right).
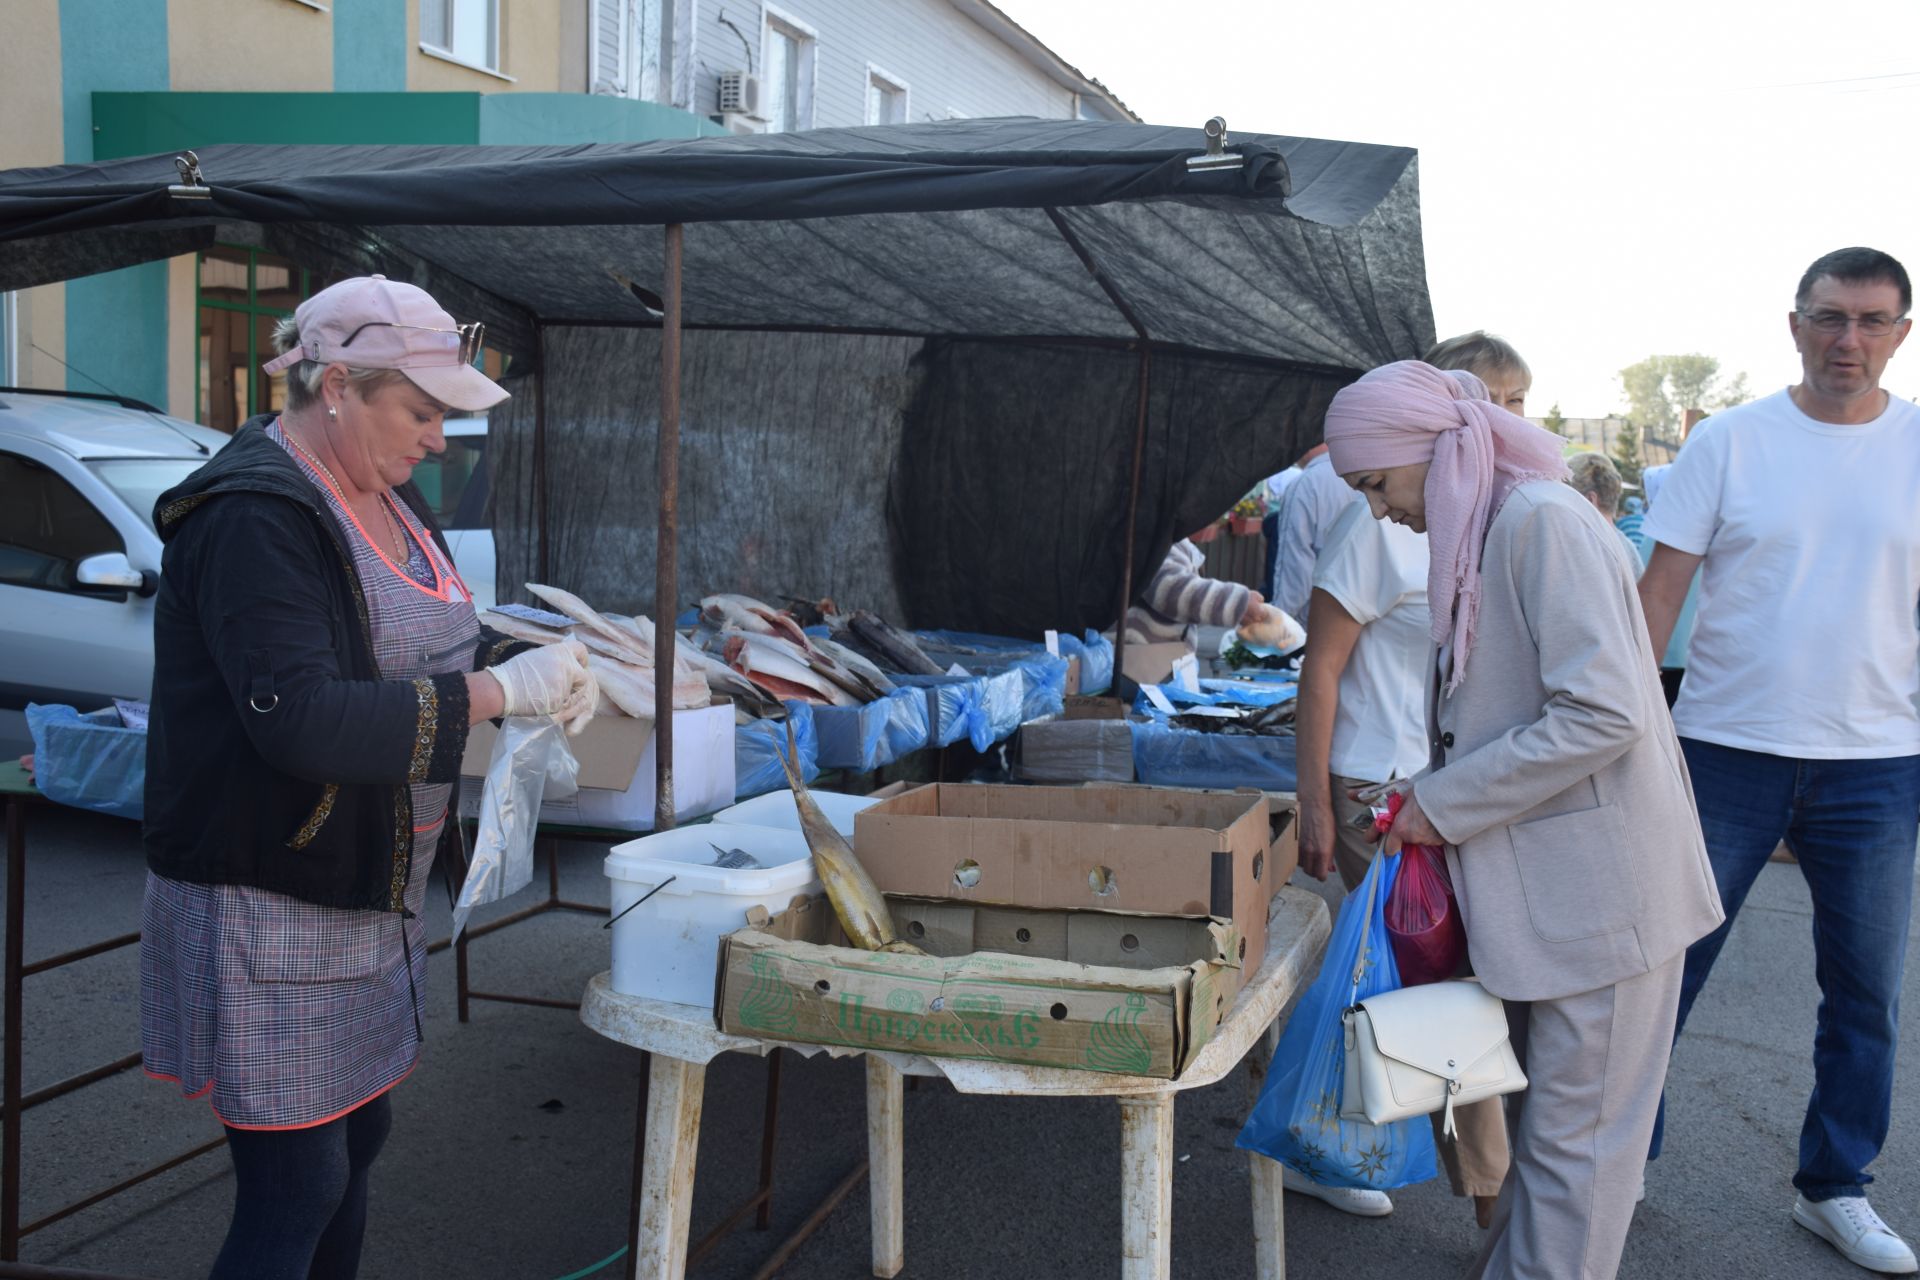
[{"x1": 1235, "y1": 855, "x2": 1438, "y2": 1189}]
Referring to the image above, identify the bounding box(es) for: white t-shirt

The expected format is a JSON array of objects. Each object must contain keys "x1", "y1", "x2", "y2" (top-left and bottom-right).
[
  {"x1": 1312, "y1": 500, "x2": 1433, "y2": 781},
  {"x1": 1643, "y1": 387, "x2": 1920, "y2": 758}
]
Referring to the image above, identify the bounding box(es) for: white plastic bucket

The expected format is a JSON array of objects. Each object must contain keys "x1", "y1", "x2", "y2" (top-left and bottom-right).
[
  {"x1": 709, "y1": 788, "x2": 879, "y2": 841},
  {"x1": 604, "y1": 825, "x2": 821, "y2": 1006}
]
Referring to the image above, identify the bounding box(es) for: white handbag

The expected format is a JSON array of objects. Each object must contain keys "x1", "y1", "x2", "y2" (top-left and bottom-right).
[{"x1": 1337, "y1": 861, "x2": 1527, "y2": 1137}]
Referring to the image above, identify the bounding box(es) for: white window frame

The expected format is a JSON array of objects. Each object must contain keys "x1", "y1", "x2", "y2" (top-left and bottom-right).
[
  {"x1": 419, "y1": 0, "x2": 509, "y2": 79},
  {"x1": 761, "y1": 5, "x2": 817, "y2": 133},
  {"x1": 590, "y1": 0, "x2": 667, "y2": 100},
  {"x1": 864, "y1": 63, "x2": 909, "y2": 127}
]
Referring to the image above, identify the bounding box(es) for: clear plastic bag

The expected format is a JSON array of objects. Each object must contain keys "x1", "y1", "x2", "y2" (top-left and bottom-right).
[
  {"x1": 452, "y1": 716, "x2": 578, "y2": 939},
  {"x1": 25, "y1": 703, "x2": 145, "y2": 821},
  {"x1": 1129, "y1": 721, "x2": 1297, "y2": 792},
  {"x1": 1236, "y1": 855, "x2": 1438, "y2": 1188},
  {"x1": 812, "y1": 687, "x2": 930, "y2": 771},
  {"x1": 1385, "y1": 844, "x2": 1467, "y2": 987}
]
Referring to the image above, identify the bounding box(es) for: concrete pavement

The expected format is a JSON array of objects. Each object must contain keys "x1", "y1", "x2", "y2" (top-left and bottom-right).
[{"x1": 3, "y1": 801, "x2": 1913, "y2": 1279}]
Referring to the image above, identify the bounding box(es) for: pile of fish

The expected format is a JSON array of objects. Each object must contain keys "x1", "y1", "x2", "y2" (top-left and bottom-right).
[
  {"x1": 1168, "y1": 698, "x2": 1298, "y2": 738},
  {"x1": 485, "y1": 583, "x2": 713, "y2": 719},
  {"x1": 699, "y1": 594, "x2": 898, "y2": 711}
]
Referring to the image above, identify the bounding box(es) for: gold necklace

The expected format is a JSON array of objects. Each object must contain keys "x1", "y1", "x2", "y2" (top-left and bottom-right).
[{"x1": 283, "y1": 425, "x2": 406, "y2": 562}]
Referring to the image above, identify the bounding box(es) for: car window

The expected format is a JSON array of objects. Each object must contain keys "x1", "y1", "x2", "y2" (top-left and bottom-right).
[
  {"x1": 0, "y1": 451, "x2": 126, "y2": 592},
  {"x1": 86, "y1": 458, "x2": 206, "y2": 533},
  {"x1": 413, "y1": 435, "x2": 490, "y2": 531}
]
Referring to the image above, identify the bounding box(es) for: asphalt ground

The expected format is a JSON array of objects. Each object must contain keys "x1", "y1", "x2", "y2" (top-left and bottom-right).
[{"x1": 3, "y1": 801, "x2": 1915, "y2": 1280}]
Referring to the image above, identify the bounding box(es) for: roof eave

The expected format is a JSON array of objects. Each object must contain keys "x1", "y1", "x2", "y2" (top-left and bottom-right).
[{"x1": 947, "y1": 0, "x2": 1141, "y2": 123}]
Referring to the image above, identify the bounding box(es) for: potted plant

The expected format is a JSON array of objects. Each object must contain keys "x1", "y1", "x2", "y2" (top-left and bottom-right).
[{"x1": 1229, "y1": 496, "x2": 1264, "y2": 537}]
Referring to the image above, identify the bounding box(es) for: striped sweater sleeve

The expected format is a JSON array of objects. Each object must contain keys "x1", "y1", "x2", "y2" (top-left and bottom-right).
[{"x1": 1142, "y1": 540, "x2": 1250, "y2": 628}]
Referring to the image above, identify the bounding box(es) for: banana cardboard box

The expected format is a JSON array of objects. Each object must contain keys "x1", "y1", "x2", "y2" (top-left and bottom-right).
[{"x1": 713, "y1": 895, "x2": 1239, "y2": 1080}]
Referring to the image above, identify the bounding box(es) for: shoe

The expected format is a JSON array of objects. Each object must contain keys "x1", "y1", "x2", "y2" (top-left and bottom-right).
[
  {"x1": 1793, "y1": 1194, "x2": 1919, "y2": 1274},
  {"x1": 1281, "y1": 1167, "x2": 1393, "y2": 1217}
]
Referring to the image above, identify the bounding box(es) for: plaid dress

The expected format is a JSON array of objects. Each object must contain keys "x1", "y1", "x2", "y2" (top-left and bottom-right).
[{"x1": 141, "y1": 425, "x2": 479, "y2": 1129}]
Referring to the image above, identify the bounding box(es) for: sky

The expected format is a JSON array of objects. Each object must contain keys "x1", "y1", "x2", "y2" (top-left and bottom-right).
[{"x1": 998, "y1": 0, "x2": 1920, "y2": 417}]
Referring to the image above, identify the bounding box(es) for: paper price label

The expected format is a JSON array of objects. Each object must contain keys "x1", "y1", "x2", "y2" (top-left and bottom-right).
[
  {"x1": 1044, "y1": 630, "x2": 1060, "y2": 657},
  {"x1": 1143, "y1": 685, "x2": 1178, "y2": 715}
]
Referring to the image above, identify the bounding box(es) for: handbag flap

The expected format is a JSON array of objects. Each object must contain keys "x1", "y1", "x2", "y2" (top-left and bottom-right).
[{"x1": 1353, "y1": 981, "x2": 1509, "y2": 1080}]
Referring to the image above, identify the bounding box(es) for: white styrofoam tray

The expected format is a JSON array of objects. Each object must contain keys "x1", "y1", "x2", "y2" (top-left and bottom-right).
[
  {"x1": 604, "y1": 824, "x2": 821, "y2": 1007},
  {"x1": 709, "y1": 788, "x2": 879, "y2": 842}
]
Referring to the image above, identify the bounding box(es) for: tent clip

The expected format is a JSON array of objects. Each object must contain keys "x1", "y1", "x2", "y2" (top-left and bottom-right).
[
  {"x1": 168, "y1": 151, "x2": 211, "y2": 201},
  {"x1": 1186, "y1": 116, "x2": 1244, "y2": 173}
]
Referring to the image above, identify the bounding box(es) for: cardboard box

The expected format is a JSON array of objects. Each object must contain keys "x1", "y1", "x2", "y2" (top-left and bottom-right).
[
  {"x1": 1062, "y1": 694, "x2": 1127, "y2": 721},
  {"x1": 457, "y1": 703, "x2": 735, "y2": 831},
  {"x1": 853, "y1": 783, "x2": 1272, "y2": 980},
  {"x1": 1118, "y1": 640, "x2": 1192, "y2": 687},
  {"x1": 715, "y1": 895, "x2": 1238, "y2": 1079},
  {"x1": 1014, "y1": 719, "x2": 1135, "y2": 784}
]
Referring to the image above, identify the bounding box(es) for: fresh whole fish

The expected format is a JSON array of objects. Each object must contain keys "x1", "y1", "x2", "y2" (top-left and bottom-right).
[
  {"x1": 682, "y1": 645, "x2": 785, "y2": 720},
  {"x1": 776, "y1": 720, "x2": 923, "y2": 955},
  {"x1": 733, "y1": 629, "x2": 883, "y2": 703},
  {"x1": 847, "y1": 610, "x2": 944, "y2": 677}
]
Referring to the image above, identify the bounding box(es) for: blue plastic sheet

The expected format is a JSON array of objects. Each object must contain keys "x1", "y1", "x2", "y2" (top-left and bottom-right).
[
  {"x1": 892, "y1": 673, "x2": 990, "y2": 750},
  {"x1": 1237, "y1": 855, "x2": 1438, "y2": 1189},
  {"x1": 914, "y1": 631, "x2": 1070, "y2": 724},
  {"x1": 26, "y1": 704, "x2": 145, "y2": 821},
  {"x1": 812, "y1": 688, "x2": 931, "y2": 772},
  {"x1": 1064, "y1": 630, "x2": 1115, "y2": 696},
  {"x1": 1129, "y1": 721, "x2": 1297, "y2": 791},
  {"x1": 1131, "y1": 680, "x2": 1298, "y2": 720},
  {"x1": 733, "y1": 703, "x2": 821, "y2": 800}
]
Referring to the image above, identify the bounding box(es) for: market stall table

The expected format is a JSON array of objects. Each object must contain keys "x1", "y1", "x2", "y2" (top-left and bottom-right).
[{"x1": 581, "y1": 884, "x2": 1331, "y2": 1280}]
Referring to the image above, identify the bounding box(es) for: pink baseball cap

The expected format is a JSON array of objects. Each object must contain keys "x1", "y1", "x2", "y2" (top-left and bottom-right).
[{"x1": 261, "y1": 275, "x2": 508, "y2": 412}]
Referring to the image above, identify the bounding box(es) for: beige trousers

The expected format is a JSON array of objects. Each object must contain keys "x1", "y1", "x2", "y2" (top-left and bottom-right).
[
  {"x1": 1331, "y1": 776, "x2": 1511, "y2": 1199},
  {"x1": 1467, "y1": 953, "x2": 1684, "y2": 1280}
]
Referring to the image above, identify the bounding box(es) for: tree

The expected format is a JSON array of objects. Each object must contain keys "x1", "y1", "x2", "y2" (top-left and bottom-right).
[
  {"x1": 1617, "y1": 354, "x2": 1752, "y2": 440},
  {"x1": 1541, "y1": 402, "x2": 1567, "y2": 436},
  {"x1": 1611, "y1": 419, "x2": 1644, "y2": 490}
]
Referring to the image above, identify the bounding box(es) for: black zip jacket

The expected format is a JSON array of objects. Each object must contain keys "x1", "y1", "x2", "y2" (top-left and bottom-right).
[{"x1": 143, "y1": 417, "x2": 529, "y2": 911}]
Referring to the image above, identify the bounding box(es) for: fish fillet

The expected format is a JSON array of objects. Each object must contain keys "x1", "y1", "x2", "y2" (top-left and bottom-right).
[{"x1": 527, "y1": 583, "x2": 635, "y2": 652}]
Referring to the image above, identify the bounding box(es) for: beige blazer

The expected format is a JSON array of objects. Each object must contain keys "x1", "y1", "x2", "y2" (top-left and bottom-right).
[{"x1": 1413, "y1": 481, "x2": 1724, "y2": 1003}]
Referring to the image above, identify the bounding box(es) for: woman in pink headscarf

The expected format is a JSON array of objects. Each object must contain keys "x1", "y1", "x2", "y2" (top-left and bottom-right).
[{"x1": 1323, "y1": 361, "x2": 1723, "y2": 1280}]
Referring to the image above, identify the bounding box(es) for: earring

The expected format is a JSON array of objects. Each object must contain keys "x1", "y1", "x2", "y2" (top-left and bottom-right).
[{"x1": 328, "y1": 406, "x2": 337, "y2": 419}]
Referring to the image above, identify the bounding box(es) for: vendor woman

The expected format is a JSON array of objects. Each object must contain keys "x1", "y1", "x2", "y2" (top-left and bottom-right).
[{"x1": 141, "y1": 276, "x2": 595, "y2": 1280}]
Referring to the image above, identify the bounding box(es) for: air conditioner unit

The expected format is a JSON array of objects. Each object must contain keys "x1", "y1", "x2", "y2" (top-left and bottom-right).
[{"x1": 718, "y1": 70, "x2": 763, "y2": 119}]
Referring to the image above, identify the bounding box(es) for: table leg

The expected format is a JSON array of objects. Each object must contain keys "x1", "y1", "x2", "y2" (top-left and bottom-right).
[
  {"x1": 1246, "y1": 1022, "x2": 1285, "y2": 1280},
  {"x1": 1117, "y1": 1094, "x2": 1175, "y2": 1280},
  {"x1": 865, "y1": 1058, "x2": 904, "y2": 1278},
  {"x1": 631, "y1": 1052, "x2": 707, "y2": 1280},
  {"x1": 4, "y1": 796, "x2": 26, "y2": 1262}
]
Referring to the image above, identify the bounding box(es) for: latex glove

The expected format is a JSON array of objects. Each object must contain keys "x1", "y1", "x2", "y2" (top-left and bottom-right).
[
  {"x1": 1239, "y1": 590, "x2": 1267, "y2": 629},
  {"x1": 489, "y1": 640, "x2": 598, "y2": 735}
]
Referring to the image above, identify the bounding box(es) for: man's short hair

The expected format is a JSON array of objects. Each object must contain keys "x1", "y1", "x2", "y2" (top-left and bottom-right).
[
  {"x1": 1567, "y1": 452, "x2": 1624, "y2": 516},
  {"x1": 1795, "y1": 247, "x2": 1911, "y2": 315},
  {"x1": 1423, "y1": 330, "x2": 1532, "y2": 387}
]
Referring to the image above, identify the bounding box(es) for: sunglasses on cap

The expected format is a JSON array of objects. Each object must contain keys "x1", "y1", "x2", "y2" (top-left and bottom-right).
[{"x1": 339, "y1": 319, "x2": 487, "y2": 365}]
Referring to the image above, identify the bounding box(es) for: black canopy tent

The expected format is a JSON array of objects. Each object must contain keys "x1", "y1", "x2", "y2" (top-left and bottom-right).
[{"x1": 0, "y1": 117, "x2": 1434, "y2": 828}]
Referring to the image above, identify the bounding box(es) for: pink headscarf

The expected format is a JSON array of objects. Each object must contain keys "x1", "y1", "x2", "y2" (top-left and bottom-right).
[{"x1": 1322, "y1": 360, "x2": 1569, "y2": 691}]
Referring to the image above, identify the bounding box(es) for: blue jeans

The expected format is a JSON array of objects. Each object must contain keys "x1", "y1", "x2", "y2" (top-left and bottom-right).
[
  {"x1": 210, "y1": 1092, "x2": 392, "y2": 1280},
  {"x1": 1650, "y1": 739, "x2": 1920, "y2": 1201}
]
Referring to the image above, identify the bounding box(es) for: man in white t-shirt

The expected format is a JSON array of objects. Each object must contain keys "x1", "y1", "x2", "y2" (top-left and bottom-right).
[
  {"x1": 1638, "y1": 247, "x2": 1920, "y2": 1275},
  {"x1": 1267, "y1": 449, "x2": 1361, "y2": 620}
]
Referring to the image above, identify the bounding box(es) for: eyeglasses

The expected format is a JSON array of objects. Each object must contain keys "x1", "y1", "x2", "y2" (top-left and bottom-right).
[
  {"x1": 1796, "y1": 309, "x2": 1908, "y2": 337},
  {"x1": 340, "y1": 320, "x2": 487, "y2": 364}
]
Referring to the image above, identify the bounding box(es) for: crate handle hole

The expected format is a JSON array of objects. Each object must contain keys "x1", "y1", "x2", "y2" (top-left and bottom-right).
[
  {"x1": 1015, "y1": 927, "x2": 1032, "y2": 944},
  {"x1": 1049, "y1": 1003, "x2": 1068, "y2": 1020},
  {"x1": 1088, "y1": 865, "x2": 1117, "y2": 897},
  {"x1": 953, "y1": 859, "x2": 982, "y2": 890},
  {"x1": 814, "y1": 980, "x2": 831, "y2": 994},
  {"x1": 906, "y1": 920, "x2": 926, "y2": 940},
  {"x1": 1120, "y1": 933, "x2": 1139, "y2": 952},
  {"x1": 1253, "y1": 851, "x2": 1265, "y2": 881}
]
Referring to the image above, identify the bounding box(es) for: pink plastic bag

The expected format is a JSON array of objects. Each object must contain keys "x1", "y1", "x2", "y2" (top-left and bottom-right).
[
  {"x1": 1385, "y1": 845, "x2": 1468, "y2": 986},
  {"x1": 1372, "y1": 793, "x2": 1468, "y2": 986}
]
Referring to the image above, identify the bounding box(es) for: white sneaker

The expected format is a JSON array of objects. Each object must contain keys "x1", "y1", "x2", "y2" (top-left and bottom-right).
[
  {"x1": 1794, "y1": 1194, "x2": 1919, "y2": 1274},
  {"x1": 1281, "y1": 1166, "x2": 1393, "y2": 1217}
]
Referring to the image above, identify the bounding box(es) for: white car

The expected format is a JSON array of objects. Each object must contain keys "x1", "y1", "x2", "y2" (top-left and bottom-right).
[
  {"x1": 411, "y1": 413, "x2": 496, "y2": 611},
  {"x1": 0, "y1": 388, "x2": 229, "y2": 759}
]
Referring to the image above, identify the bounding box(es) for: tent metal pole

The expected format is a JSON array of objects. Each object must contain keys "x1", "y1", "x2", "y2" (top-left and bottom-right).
[
  {"x1": 534, "y1": 323, "x2": 551, "y2": 584},
  {"x1": 1113, "y1": 347, "x2": 1151, "y2": 689},
  {"x1": 654, "y1": 224, "x2": 684, "y2": 832}
]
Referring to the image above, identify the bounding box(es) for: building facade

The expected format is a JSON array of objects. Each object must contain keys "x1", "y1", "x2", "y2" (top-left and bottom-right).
[{"x1": 0, "y1": 0, "x2": 1130, "y2": 424}]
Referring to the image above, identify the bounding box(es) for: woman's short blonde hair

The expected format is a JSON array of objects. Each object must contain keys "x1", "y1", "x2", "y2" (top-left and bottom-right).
[
  {"x1": 1423, "y1": 330, "x2": 1532, "y2": 389},
  {"x1": 269, "y1": 315, "x2": 413, "y2": 410},
  {"x1": 1567, "y1": 452, "x2": 1624, "y2": 515}
]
